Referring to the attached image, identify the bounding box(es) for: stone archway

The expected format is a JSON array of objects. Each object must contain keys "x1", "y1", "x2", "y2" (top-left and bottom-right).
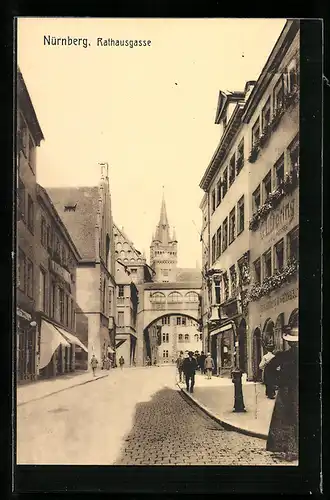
[
  {"x1": 252, "y1": 328, "x2": 263, "y2": 381},
  {"x1": 263, "y1": 318, "x2": 275, "y2": 350},
  {"x1": 238, "y1": 318, "x2": 247, "y2": 373},
  {"x1": 288, "y1": 308, "x2": 299, "y2": 327}
]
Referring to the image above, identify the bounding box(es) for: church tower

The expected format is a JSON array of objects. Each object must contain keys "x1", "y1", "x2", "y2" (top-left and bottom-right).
[{"x1": 150, "y1": 192, "x2": 178, "y2": 282}]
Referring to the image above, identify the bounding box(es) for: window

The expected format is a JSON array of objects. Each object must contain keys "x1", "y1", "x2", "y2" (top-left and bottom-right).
[
  {"x1": 41, "y1": 217, "x2": 47, "y2": 247},
  {"x1": 287, "y1": 58, "x2": 299, "y2": 92},
  {"x1": 216, "y1": 180, "x2": 221, "y2": 207},
  {"x1": 51, "y1": 282, "x2": 57, "y2": 318},
  {"x1": 162, "y1": 316, "x2": 170, "y2": 325},
  {"x1": 288, "y1": 135, "x2": 299, "y2": 171},
  {"x1": 18, "y1": 114, "x2": 28, "y2": 155},
  {"x1": 229, "y1": 154, "x2": 236, "y2": 186},
  {"x1": 182, "y1": 317, "x2": 187, "y2": 325},
  {"x1": 274, "y1": 155, "x2": 285, "y2": 187},
  {"x1": 222, "y1": 218, "x2": 228, "y2": 251},
  {"x1": 162, "y1": 332, "x2": 169, "y2": 343},
  {"x1": 176, "y1": 317, "x2": 182, "y2": 326},
  {"x1": 236, "y1": 139, "x2": 244, "y2": 174},
  {"x1": 230, "y1": 265, "x2": 237, "y2": 296},
  {"x1": 211, "y1": 235, "x2": 216, "y2": 264},
  {"x1": 262, "y1": 97, "x2": 271, "y2": 130},
  {"x1": 18, "y1": 249, "x2": 26, "y2": 291},
  {"x1": 186, "y1": 292, "x2": 198, "y2": 302},
  {"x1": 252, "y1": 186, "x2": 261, "y2": 214},
  {"x1": 26, "y1": 259, "x2": 34, "y2": 298},
  {"x1": 162, "y1": 350, "x2": 169, "y2": 358},
  {"x1": 184, "y1": 334, "x2": 190, "y2": 342},
  {"x1": 168, "y1": 291, "x2": 182, "y2": 303},
  {"x1": 214, "y1": 277, "x2": 221, "y2": 304},
  {"x1": 28, "y1": 135, "x2": 35, "y2": 172},
  {"x1": 287, "y1": 226, "x2": 299, "y2": 261},
  {"x1": 71, "y1": 299, "x2": 75, "y2": 329},
  {"x1": 47, "y1": 225, "x2": 52, "y2": 249},
  {"x1": 262, "y1": 171, "x2": 272, "y2": 201},
  {"x1": 200, "y1": 334, "x2": 203, "y2": 341},
  {"x1": 216, "y1": 227, "x2": 221, "y2": 258},
  {"x1": 178, "y1": 334, "x2": 183, "y2": 342},
  {"x1": 194, "y1": 334, "x2": 199, "y2": 342},
  {"x1": 211, "y1": 188, "x2": 216, "y2": 213},
  {"x1": 27, "y1": 195, "x2": 34, "y2": 233},
  {"x1": 229, "y1": 208, "x2": 236, "y2": 244},
  {"x1": 274, "y1": 239, "x2": 284, "y2": 272},
  {"x1": 118, "y1": 311, "x2": 124, "y2": 326},
  {"x1": 223, "y1": 272, "x2": 229, "y2": 301},
  {"x1": 65, "y1": 294, "x2": 69, "y2": 326},
  {"x1": 252, "y1": 118, "x2": 260, "y2": 147},
  {"x1": 151, "y1": 292, "x2": 166, "y2": 303},
  {"x1": 263, "y1": 249, "x2": 272, "y2": 279},
  {"x1": 253, "y1": 258, "x2": 261, "y2": 283},
  {"x1": 39, "y1": 267, "x2": 46, "y2": 312},
  {"x1": 131, "y1": 268, "x2": 137, "y2": 274},
  {"x1": 118, "y1": 285, "x2": 124, "y2": 297},
  {"x1": 274, "y1": 76, "x2": 284, "y2": 111},
  {"x1": 18, "y1": 179, "x2": 25, "y2": 221},
  {"x1": 162, "y1": 269, "x2": 169, "y2": 277},
  {"x1": 59, "y1": 288, "x2": 65, "y2": 323},
  {"x1": 222, "y1": 168, "x2": 228, "y2": 197},
  {"x1": 237, "y1": 196, "x2": 245, "y2": 234}
]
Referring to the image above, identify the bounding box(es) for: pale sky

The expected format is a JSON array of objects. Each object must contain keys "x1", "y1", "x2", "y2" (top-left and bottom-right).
[{"x1": 17, "y1": 18, "x2": 286, "y2": 268}]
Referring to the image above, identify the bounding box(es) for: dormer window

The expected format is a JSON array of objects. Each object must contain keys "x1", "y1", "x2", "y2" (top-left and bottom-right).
[{"x1": 64, "y1": 203, "x2": 77, "y2": 212}]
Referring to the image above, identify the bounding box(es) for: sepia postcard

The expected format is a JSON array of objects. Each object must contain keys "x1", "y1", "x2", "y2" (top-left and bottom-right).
[{"x1": 15, "y1": 17, "x2": 304, "y2": 477}]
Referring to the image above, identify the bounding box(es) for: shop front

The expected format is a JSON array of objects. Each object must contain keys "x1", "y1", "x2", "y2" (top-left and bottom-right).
[
  {"x1": 210, "y1": 323, "x2": 235, "y2": 378},
  {"x1": 249, "y1": 276, "x2": 298, "y2": 381},
  {"x1": 16, "y1": 307, "x2": 38, "y2": 384}
]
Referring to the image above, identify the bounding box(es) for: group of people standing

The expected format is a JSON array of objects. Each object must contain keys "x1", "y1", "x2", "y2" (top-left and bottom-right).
[{"x1": 176, "y1": 350, "x2": 215, "y2": 393}]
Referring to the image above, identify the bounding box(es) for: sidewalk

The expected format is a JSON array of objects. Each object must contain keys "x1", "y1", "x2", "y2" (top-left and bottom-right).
[
  {"x1": 17, "y1": 369, "x2": 110, "y2": 406},
  {"x1": 177, "y1": 373, "x2": 275, "y2": 440}
]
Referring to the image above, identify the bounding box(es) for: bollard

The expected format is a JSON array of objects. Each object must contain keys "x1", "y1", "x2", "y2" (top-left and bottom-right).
[{"x1": 231, "y1": 367, "x2": 246, "y2": 412}]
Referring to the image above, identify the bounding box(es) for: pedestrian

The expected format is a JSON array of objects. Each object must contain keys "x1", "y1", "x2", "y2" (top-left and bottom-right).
[
  {"x1": 182, "y1": 351, "x2": 198, "y2": 393},
  {"x1": 266, "y1": 326, "x2": 299, "y2": 462},
  {"x1": 90, "y1": 354, "x2": 98, "y2": 377},
  {"x1": 146, "y1": 356, "x2": 151, "y2": 367},
  {"x1": 199, "y1": 351, "x2": 206, "y2": 374},
  {"x1": 259, "y1": 346, "x2": 276, "y2": 399},
  {"x1": 204, "y1": 352, "x2": 215, "y2": 379},
  {"x1": 119, "y1": 355, "x2": 125, "y2": 370},
  {"x1": 176, "y1": 351, "x2": 184, "y2": 383}
]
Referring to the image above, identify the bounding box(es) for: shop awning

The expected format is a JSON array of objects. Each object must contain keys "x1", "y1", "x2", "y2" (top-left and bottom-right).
[
  {"x1": 209, "y1": 323, "x2": 234, "y2": 336},
  {"x1": 54, "y1": 326, "x2": 88, "y2": 353},
  {"x1": 39, "y1": 320, "x2": 70, "y2": 370}
]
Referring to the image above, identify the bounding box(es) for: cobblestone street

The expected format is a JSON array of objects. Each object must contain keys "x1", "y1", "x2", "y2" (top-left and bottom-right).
[{"x1": 17, "y1": 365, "x2": 288, "y2": 466}]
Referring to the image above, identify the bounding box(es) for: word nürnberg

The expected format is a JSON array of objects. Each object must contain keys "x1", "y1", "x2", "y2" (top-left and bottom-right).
[
  {"x1": 96, "y1": 38, "x2": 152, "y2": 48},
  {"x1": 43, "y1": 36, "x2": 152, "y2": 49},
  {"x1": 260, "y1": 286, "x2": 298, "y2": 313}
]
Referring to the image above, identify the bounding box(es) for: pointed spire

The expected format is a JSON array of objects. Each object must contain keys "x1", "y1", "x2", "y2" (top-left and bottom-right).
[{"x1": 154, "y1": 187, "x2": 170, "y2": 243}]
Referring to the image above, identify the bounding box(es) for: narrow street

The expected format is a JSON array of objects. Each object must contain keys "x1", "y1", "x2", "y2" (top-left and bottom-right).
[{"x1": 17, "y1": 366, "x2": 282, "y2": 466}]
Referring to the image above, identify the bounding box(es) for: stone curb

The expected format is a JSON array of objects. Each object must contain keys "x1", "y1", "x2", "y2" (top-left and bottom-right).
[
  {"x1": 17, "y1": 373, "x2": 109, "y2": 407},
  {"x1": 176, "y1": 382, "x2": 268, "y2": 441}
]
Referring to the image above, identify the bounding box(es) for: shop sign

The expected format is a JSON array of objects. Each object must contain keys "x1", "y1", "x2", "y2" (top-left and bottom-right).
[
  {"x1": 260, "y1": 194, "x2": 297, "y2": 243},
  {"x1": 49, "y1": 259, "x2": 71, "y2": 285},
  {"x1": 260, "y1": 286, "x2": 298, "y2": 313},
  {"x1": 17, "y1": 307, "x2": 32, "y2": 321}
]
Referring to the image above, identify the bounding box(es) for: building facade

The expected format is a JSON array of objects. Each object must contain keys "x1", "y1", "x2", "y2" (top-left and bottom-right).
[
  {"x1": 16, "y1": 68, "x2": 44, "y2": 383},
  {"x1": 35, "y1": 184, "x2": 88, "y2": 379},
  {"x1": 199, "y1": 20, "x2": 299, "y2": 380},
  {"x1": 47, "y1": 163, "x2": 117, "y2": 367}
]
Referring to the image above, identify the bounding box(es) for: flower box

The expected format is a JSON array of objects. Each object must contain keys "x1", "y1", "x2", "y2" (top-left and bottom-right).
[
  {"x1": 247, "y1": 259, "x2": 298, "y2": 303},
  {"x1": 248, "y1": 143, "x2": 260, "y2": 163},
  {"x1": 270, "y1": 106, "x2": 284, "y2": 130},
  {"x1": 259, "y1": 124, "x2": 271, "y2": 147},
  {"x1": 284, "y1": 84, "x2": 299, "y2": 108}
]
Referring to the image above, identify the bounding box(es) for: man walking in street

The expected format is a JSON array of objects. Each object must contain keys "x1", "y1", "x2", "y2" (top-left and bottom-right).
[
  {"x1": 182, "y1": 351, "x2": 198, "y2": 393},
  {"x1": 204, "y1": 352, "x2": 215, "y2": 379},
  {"x1": 119, "y1": 355, "x2": 125, "y2": 370},
  {"x1": 90, "y1": 354, "x2": 98, "y2": 377},
  {"x1": 199, "y1": 351, "x2": 206, "y2": 374},
  {"x1": 176, "y1": 351, "x2": 184, "y2": 383},
  {"x1": 259, "y1": 346, "x2": 276, "y2": 399}
]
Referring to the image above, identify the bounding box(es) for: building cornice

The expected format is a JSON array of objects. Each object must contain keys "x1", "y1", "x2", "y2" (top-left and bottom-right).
[{"x1": 242, "y1": 20, "x2": 299, "y2": 124}]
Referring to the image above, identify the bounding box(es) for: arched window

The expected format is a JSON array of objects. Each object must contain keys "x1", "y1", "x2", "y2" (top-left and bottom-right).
[
  {"x1": 263, "y1": 318, "x2": 275, "y2": 349},
  {"x1": 185, "y1": 291, "x2": 199, "y2": 302},
  {"x1": 105, "y1": 234, "x2": 110, "y2": 266},
  {"x1": 178, "y1": 334, "x2": 183, "y2": 343},
  {"x1": 194, "y1": 334, "x2": 199, "y2": 342},
  {"x1": 168, "y1": 291, "x2": 183, "y2": 303},
  {"x1": 288, "y1": 308, "x2": 299, "y2": 328},
  {"x1": 150, "y1": 292, "x2": 166, "y2": 303},
  {"x1": 184, "y1": 334, "x2": 190, "y2": 341}
]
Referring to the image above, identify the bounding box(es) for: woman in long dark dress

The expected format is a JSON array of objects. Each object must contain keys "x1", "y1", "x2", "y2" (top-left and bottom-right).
[{"x1": 266, "y1": 326, "x2": 299, "y2": 462}]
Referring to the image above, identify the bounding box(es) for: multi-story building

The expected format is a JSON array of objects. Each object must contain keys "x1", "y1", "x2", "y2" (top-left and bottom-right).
[
  {"x1": 47, "y1": 163, "x2": 117, "y2": 367},
  {"x1": 199, "y1": 20, "x2": 299, "y2": 380},
  {"x1": 35, "y1": 184, "x2": 88, "y2": 379},
  {"x1": 243, "y1": 21, "x2": 299, "y2": 381},
  {"x1": 16, "y1": 68, "x2": 44, "y2": 383}
]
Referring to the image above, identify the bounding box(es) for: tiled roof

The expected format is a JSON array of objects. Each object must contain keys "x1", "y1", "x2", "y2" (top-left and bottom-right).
[
  {"x1": 46, "y1": 186, "x2": 99, "y2": 260},
  {"x1": 176, "y1": 268, "x2": 202, "y2": 284}
]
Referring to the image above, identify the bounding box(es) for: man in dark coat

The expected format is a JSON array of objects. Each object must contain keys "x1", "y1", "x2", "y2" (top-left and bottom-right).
[
  {"x1": 199, "y1": 351, "x2": 206, "y2": 374},
  {"x1": 266, "y1": 326, "x2": 299, "y2": 462},
  {"x1": 182, "y1": 351, "x2": 198, "y2": 393}
]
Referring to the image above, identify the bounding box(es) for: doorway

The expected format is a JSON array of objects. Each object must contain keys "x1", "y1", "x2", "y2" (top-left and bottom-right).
[
  {"x1": 253, "y1": 328, "x2": 262, "y2": 381},
  {"x1": 238, "y1": 319, "x2": 247, "y2": 373}
]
